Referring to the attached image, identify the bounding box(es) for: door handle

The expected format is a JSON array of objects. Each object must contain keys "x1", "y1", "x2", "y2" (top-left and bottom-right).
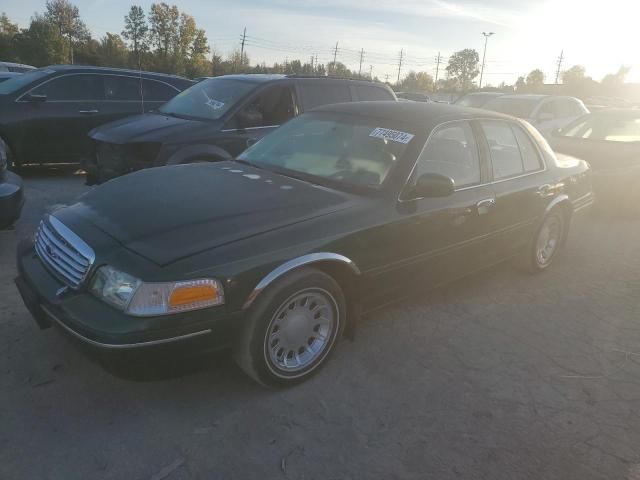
[
  {"x1": 78, "y1": 109, "x2": 99, "y2": 114},
  {"x1": 476, "y1": 198, "x2": 496, "y2": 215}
]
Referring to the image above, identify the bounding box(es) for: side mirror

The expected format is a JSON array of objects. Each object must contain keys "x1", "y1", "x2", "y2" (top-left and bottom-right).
[
  {"x1": 536, "y1": 112, "x2": 554, "y2": 123},
  {"x1": 24, "y1": 93, "x2": 47, "y2": 103},
  {"x1": 412, "y1": 173, "x2": 455, "y2": 198}
]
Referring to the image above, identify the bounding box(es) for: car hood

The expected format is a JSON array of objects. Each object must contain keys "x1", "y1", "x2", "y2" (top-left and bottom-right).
[
  {"x1": 89, "y1": 112, "x2": 218, "y2": 144},
  {"x1": 55, "y1": 162, "x2": 355, "y2": 266}
]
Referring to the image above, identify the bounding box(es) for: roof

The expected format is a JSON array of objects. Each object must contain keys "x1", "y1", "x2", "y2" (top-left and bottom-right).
[
  {"x1": 588, "y1": 108, "x2": 640, "y2": 118},
  {"x1": 212, "y1": 74, "x2": 388, "y2": 87},
  {"x1": 497, "y1": 94, "x2": 549, "y2": 100},
  {"x1": 45, "y1": 64, "x2": 191, "y2": 81},
  {"x1": 312, "y1": 101, "x2": 513, "y2": 127},
  {"x1": 461, "y1": 92, "x2": 504, "y2": 97}
]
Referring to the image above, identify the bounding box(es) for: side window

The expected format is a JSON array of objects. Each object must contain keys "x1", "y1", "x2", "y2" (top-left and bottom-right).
[
  {"x1": 232, "y1": 85, "x2": 295, "y2": 129},
  {"x1": 481, "y1": 121, "x2": 524, "y2": 180},
  {"x1": 142, "y1": 79, "x2": 178, "y2": 102},
  {"x1": 298, "y1": 80, "x2": 351, "y2": 110},
  {"x1": 512, "y1": 125, "x2": 543, "y2": 172},
  {"x1": 104, "y1": 75, "x2": 141, "y2": 101},
  {"x1": 31, "y1": 74, "x2": 101, "y2": 101},
  {"x1": 414, "y1": 122, "x2": 480, "y2": 188},
  {"x1": 537, "y1": 101, "x2": 557, "y2": 118},
  {"x1": 356, "y1": 85, "x2": 394, "y2": 101}
]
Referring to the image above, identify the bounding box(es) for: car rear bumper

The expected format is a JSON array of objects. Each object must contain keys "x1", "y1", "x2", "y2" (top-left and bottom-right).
[
  {"x1": 0, "y1": 171, "x2": 24, "y2": 228},
  {"x1": 15, "y1": 238, "x2": 240, "y2": 357}
]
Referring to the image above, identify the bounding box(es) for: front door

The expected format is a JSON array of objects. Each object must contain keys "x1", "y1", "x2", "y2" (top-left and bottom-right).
[
  {"x1": 363, "y1": 121, "x2": 497, "y2": 303},
  {"x1": 219, "y1": 84, "x2": 297, "y2": 157}
]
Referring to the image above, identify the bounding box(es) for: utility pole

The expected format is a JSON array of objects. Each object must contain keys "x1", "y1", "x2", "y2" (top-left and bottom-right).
[
  {"x1": 434, "y1": 52, "x2": 442, "y2": 87},
  {"x1": 369, "y1": 65, "x2": 373, "y2": 80},
  {"x1": 358, "y1": 48, "x2": 365, "y2": 77},
  {"x1": 332, "y1": 42, "x2": 339, "y2": 74},
  {"x1": 397, "y1": 49, "x2": 404, "y2": 85},
  {"x1": 555, "y1": 49, "x2": 564, "y2": 84},
  {"x1": 479, "y1": 31, "x2": 495, "y2": 89},
  {"x1": 239, "y1": 27, "x2": 247, "y2": 71},
  {"x1": 384, "y1": 73, "x2": 390, "y2": 83}
]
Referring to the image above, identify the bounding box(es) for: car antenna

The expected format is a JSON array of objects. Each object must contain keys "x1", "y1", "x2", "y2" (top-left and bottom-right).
[{"x1": 138, "y1": 56, "x2": 144, "y2": 113}]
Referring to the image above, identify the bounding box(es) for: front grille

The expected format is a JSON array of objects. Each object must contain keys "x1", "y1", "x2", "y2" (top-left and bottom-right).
[{"x1": 34, "y1": 216, "x2": 95, "y2": 289}]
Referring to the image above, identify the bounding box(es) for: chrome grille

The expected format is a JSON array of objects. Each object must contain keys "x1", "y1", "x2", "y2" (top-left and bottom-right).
[{"x1": 34, "y1": 216, "x2": 95, "y2": 289}]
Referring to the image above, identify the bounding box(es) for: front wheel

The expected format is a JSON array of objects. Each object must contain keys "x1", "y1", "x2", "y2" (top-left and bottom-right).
[
  {"x1": 234, "y1": 268, "x2": 346, "y2": 387},
  {"x1": 517, "y1": 211, "x2": 567, "y2": 273}
]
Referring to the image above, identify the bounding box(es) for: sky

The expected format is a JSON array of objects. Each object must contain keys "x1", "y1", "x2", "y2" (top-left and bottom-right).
[{"x1": 3, "y1": 0, "x2": 639, "y2": 85}]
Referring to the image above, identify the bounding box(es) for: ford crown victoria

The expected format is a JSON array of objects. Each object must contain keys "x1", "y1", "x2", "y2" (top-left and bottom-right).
[{"x1": 15, "y1": 102, "x2": 593, "y2": 386}]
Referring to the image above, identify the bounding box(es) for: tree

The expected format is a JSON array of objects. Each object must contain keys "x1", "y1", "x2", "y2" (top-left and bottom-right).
[
  {"x1": 399, "y1": 71, "x2": 434, "y2": 92},
  {"x1": 13, "y1": 14, "x2": 68, "y2": 66},
  {"x1": 122, "y1": 5, "x2": 148, "y2": 63},
  {"x1": 601, "y1": 65, "x2": 631, "y2": 96},
  {"x1": 149, "y1": 2, "x2": 179, "y2": 60},
  {"x1": 525, "y1": 69, "x2": 545, "y2": 92},
  {"x1": 44, "y1": 0, "x2": 89, "y2": 63},
  {"x1": 445, "y1": 49, "x2": 480, "y2": 91},
  {"x1": 515, "y1": 76, "x2": 526, "y2": 92},
  {"x1": 562, "y1": 65, "x2": 598, "y2": 97},
  {"x1": 0, "y1": 13, "x2": 19, "y2": 61},
  {"x1": 97, "y1": 33, "x2": 128, "y2": 67}
]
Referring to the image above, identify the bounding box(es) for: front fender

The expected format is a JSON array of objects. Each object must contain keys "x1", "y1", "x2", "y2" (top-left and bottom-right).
[{"x1": 164, "y1": 144, "x2": 232, "y2": 165}]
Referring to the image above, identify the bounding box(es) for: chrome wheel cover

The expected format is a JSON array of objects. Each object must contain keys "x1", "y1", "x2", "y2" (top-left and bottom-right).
[
  {"x1": 536, "y1": 216, "x2": 562, "y2": 266},
  {"x1": 264, "y1": 288, "x2": 338, "y2": 376}
]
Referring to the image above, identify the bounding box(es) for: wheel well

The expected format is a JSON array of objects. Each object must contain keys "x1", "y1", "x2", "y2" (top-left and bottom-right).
[{"x1": 310, "y1": 261, "x2": 361, "y2": 337}]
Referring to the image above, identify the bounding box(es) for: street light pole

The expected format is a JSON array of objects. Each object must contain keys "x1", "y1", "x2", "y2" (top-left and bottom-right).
[{"x1": 479, "y1": 32, "x2": 494, "y2": 89}]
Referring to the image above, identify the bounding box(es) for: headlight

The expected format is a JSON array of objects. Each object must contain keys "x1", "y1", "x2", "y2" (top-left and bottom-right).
[{"x1": 90, "y1": 266, "x2": 224, "y2": 316}]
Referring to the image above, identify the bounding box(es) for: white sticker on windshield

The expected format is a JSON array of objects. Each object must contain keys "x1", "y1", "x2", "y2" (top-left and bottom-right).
[
  {"x1": 369, "y1": 127, "x2": 414, "y2": 144},
  {"x1": 206, "y1": 99, "x2": 225, "y2": 110}
]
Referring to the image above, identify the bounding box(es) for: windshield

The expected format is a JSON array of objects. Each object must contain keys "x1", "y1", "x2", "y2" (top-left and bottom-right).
[
  {"x1": 158, "y1": 77, "x2": 257, "y2": 121},
  {"x1": 561, "y1": 114, "x2": 640, "y2": 142},
  {"x1": 483, "y1": 97, "x2": 539, "y2": 118},
  {"x1": 239, "y1": 113, "x2": 414, "y2": 188},
  {"x1": 0, "y1": 68, "x2": 54, "y2": 95}
]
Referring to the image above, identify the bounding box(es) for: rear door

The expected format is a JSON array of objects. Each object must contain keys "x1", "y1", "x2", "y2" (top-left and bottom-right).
[
  {"x1": 96, "y1": 74, "x2": 144, "y2": 127},
  {"x1": 478, "y1": 119, "x2": 551, "y2": 257},
  {"x1": 20, "y1": 73, "x2": 103, "y2": 163}
]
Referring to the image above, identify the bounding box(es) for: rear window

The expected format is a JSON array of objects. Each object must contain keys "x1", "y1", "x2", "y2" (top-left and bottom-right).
[
  {"x1": 298, "y1": 80, "x2": 351, "y2": 110},
  {"x1": 355, "y1": 85, "x2": 394, "y2": 101},
  {"x1": 562, "y1": 114, "x2": 640, "y2": 143}
]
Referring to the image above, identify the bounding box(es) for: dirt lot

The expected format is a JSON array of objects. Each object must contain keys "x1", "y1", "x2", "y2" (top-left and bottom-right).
[{"x1": 2, "y1": 168, "x2": 640, "y2": 480}]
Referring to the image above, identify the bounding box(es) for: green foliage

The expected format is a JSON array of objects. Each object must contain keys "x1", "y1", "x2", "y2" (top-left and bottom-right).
[
  {"x1": 399, "y1": 71, "x2": 434, "y2": 93},
  {"x1": 445, "y1": 49, "x2": 480, "y2": 91}
]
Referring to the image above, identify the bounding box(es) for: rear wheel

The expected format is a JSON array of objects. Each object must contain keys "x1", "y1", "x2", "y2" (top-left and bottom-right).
[
  {"x1": 517, "y1": 210, "x2": 567, "y2": 273},
  {"x1": 234, "y1": 268, "x2": 346, "y2": 387}
]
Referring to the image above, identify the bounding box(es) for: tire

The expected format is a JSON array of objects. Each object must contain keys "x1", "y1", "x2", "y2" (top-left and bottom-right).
[
  {"x1": 516, "y1": 210, "x2": 567, "y2": 273},
  {"x1": 234, "y1": 268, "x2": 346, "y2": 388}
]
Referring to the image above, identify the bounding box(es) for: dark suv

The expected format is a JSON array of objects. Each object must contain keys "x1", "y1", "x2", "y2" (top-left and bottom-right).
[
  {"x1": 85, "y1": 74, "x2": 397, "y2": 183},
  {"x1": 0, "y1": 65, "x2": 193, "y2": 167}
]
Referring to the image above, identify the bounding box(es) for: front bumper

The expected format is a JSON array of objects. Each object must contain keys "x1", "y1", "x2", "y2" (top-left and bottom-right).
[
  {"x1": 15, "y1": 238, "x2": 240, "y2": 354},
  {"x1": 0, "y1": 171, "x2": 24, "y2": 228}
]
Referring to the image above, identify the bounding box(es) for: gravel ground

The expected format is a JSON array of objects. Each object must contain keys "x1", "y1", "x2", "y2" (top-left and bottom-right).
[{"x1": 2, "y1": 168, "x2": 640, "y2": 480}]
